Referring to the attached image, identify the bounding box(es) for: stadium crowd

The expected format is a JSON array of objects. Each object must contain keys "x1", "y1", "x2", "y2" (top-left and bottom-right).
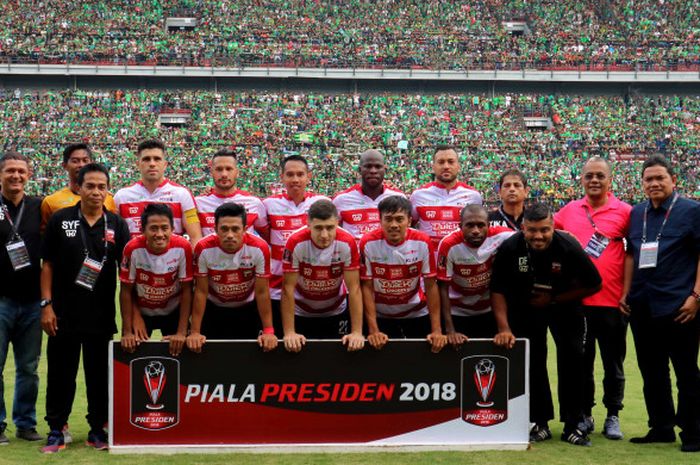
[
  {"x1": 1, "y1": 0, "x2": 698, "y2": 70},
  {"x1": 0, "y1": 89, "x2": 698, "y2": 205}
]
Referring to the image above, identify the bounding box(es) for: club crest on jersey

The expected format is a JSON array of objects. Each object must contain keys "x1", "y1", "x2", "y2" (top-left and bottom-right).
[{"x1": 518, "y1": 256, "x2": 528, "y2": 273}]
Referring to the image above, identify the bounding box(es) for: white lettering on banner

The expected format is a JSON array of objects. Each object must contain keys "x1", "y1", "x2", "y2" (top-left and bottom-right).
[{"x1": 184, "y1": 384, "x2": 257, "y2": 403}]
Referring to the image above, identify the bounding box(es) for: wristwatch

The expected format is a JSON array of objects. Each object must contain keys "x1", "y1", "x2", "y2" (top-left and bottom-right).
[{"x1": 40, "y1": 299, "x2": 52, "y2": 308}]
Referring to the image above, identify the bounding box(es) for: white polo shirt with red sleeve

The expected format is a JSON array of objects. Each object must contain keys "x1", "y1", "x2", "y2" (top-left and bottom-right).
[
  {"x1": 333, "y1": 183, "x2": 406, "y2": 241},
  {"x1": 114, "y1": 179, "x2": 199, "y2": 236},
  {"x1": 437, "y1": 227, "x2": 514, "y2": 316},
  {"x1": 410, "y1": 181, "x2": 483, "y2": 248},
  {"x1": 119, "y1": 234, "x2": 193, "y2": 316},
  {"x1": 359, "y1": 228, "x2": 435, "y2": 319},
  {"x1": 195, "y1": 189, "x2": 268, "y2": 237},
  {"x1": 282, "y1": 227, "x2": 359, "y2": 317},
  {"x1": 263, "y1": 192, "x2": 331, "y2": 299},
  {"x1": 194, "y1": 232, "x2": 271, "y2": 308}
]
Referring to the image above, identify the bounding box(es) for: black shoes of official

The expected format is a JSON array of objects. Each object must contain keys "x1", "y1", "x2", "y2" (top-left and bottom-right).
[
  {"x1": 561, "y1": 428, "x2": 592, "y2": 446},
  {"x1": 630, "y1": 428, "x2": 676, "y2": 444},
  {"x1": 529, "y1": 424, "x2": 552, "y2": 442}
]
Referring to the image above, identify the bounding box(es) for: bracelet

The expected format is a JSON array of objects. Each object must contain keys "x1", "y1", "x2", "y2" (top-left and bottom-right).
[
  {"x1": 262, "y1": 327, "x2": 275, "y2": 335},
  {"x1": 692, "y1": 291, "x2": 700, "y2": 302}
]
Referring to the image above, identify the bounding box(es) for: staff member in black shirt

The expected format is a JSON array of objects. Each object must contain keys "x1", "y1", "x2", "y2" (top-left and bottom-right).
[
  {"x1": 39, "y1": 163, "x2": 129, "y2": 453},
  {"x1": 0, "y1": 153, "x2": 43, "y2": 445},
  {"x1": 488, "y1": 169, "x2": 529, "y2": 230},
  {"x1": 491, "y1": 203, "x2": 602, "y2": 446}
]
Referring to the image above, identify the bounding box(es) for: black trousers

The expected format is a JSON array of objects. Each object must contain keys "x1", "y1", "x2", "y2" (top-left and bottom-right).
[
  {"x1": 296, "y1": 310, "x2": 349, "y2": 340},
  {"x1": 270, "y1": 299, "x2": 283, "y2": 338},
  {"x1": 630, "y1": 303, "x2": 700, "y2": 443},
  {"x1": 45, "y1": 331, "x2": 110, "y2": 432},
  {"x1": 452, "y1": 312, "x2": 497, "y2": 339},
  {"x1": 377, "y1": 315, "x2": 431, "y2": 339},
  {"x1": 142, "y1": 311, "x2": 180, "y2": 337},
  {"x1": 582, "y1": 305, "x2": 628, "y2": 415},
  {"x1": 201, "y1": 301, "x2": 261, "y2": 340},
  {"x1": 510, "y1": 305, "x2": 586, "y2": 431}
]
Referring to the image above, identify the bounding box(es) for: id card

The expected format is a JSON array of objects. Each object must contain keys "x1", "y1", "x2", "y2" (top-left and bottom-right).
[
  {"x1": 639, "y1": 241, "x2": 659, "y2": 269},
  {"x1": 75, "y1": 257, "x2": 103, "y2": 291},
  {"x1": 5, "y1": 239, "x2": 31, "y2": 271},
  {"x1": 584, "y1": 232, "x2": 610, "y2": 259}
]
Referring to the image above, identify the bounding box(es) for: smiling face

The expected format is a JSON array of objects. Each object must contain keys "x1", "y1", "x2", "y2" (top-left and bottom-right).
[
  {"x1": 143, "y1": 215, "x2": 173, "y2": 253},
  {"x1": 0, "y1": 159, "x2": 30, "y2": 197},
  {"x1": 642, "y1": 165, "x2": 676, "y2": 205},
  {"x1": 523, "y1": 216, "x2": 554, "y2": 251}
]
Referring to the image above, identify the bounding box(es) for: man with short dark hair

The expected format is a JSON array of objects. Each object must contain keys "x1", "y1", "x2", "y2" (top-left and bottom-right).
[
  {"x1": 114, "y1": 140, "x2": 202, "y2": 245},
  {"x1": 488, "y1": 169, "x2": 529, "y2": 230},
  {"x1": 40, "y1": 163, "x2": 130, "y2": 453},
  {"x1": 360, "y1": 196, "x2": 446, "y2": 353},
  {"x1": 622, "y1": 155, "x2": 700, "y2": 452},
  {"x1": 491, "y1": 203, "x2": 602, "y2": 446},
  {"x1": 187, "y1": 202, "x2": 277, "y2": 353},
  {"x1": 281, "y1": 200, "x2": 364, "y2": 353},
  {"x1": 195, "y1": 149, "x2": 269, "y2": 240},
  {"x1": 0, "y1": 153, "x2": 43, "y2": 445},
  {"x1": 41, "y1": 143, "x2": 117, "y2": 229}
]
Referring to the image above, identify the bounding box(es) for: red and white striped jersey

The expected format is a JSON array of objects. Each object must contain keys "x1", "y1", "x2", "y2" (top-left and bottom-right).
[
  {"x1": 437, "y1": 227, "x2": 514, "y2": 316},
  {"x1": 409, "y1": 181, "x2": 482, "y2": 247},
  {"x1": 359, "y1": 228, "x2": 435, "y2": 319},
  {"x1": 194, "y1": 233, "x2": 271, "y2": 308},
  {"x1": 263, "y1": 192, "x2": 331, "y2": 299},
  {"x1": 333, "y1": 184, "x2": 406, "y2": 241},
  {"x1": 195, "y1": 189, "x2": 268, "y2": 237},
  {"x1": 282, "y1": 227, "x2": 359, "y2": 317},
  {"x1": 114, "y1": 179, "x2": 199, "y2": 236},
  {"x1": 119, "y1": 234, "x2": 193, "y2": 316}
]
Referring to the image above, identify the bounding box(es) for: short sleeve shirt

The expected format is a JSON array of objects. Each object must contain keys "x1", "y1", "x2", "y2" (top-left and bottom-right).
[
  {"x1": 333, "y1": 184, "x2": 406, "y2": 241},
  {"x1": 195, "y1": 189, "x2": 268, "y2": 237}
]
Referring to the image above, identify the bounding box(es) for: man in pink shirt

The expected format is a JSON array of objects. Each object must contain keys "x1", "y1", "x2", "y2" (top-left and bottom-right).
[{"x1": 554, "y1": 157, "x2": 632, "y2": 440}]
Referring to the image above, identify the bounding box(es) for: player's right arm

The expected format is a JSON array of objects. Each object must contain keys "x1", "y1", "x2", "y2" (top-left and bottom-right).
[
  {"x1": 281, "y1": 271, "x2": 305, "y2": 352},
  {"x1": 187, "y1": 276, "x2": 209, "y2": 353}
]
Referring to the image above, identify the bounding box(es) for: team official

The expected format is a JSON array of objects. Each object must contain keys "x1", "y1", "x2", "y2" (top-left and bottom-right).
[
  {"x1": 554, "y1": 157, "x2": 631, "y2": 440},
  {"x1": 187, "y1": 202, "x2": 277, "y2": 353},
  {"x1": 0, "y1": 153, "x2": 43, "y2": 444},
  {"x1": 491, "y1": 203, "x2": 602, "y2": 446},
  {"x1": 119, "y1": 204, "x2": 193, "y2": 357},
  {"x1": 488, "y1": 169, "x2": 529, "y2": 230},
  {"x1": 40, "y1": 163, "x2": 130, "y2": 453},
  {"x1": 360, "y1": 196, "x2": 446, "y2": 353},
  {"x1": 281, "y1": 200, "x2": 364, "y2": 352}
]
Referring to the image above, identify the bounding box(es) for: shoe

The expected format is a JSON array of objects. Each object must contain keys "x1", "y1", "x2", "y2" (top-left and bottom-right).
[
  {"x1": 529, "y1": 424, "x2": 552, "y2": 442},
  {"x1": 561, "y1": 428, "x2": 592, "y2": 446},
  {"x1": 603, "y1": 416, "x2": 623, "y2": 440},
  {"x1": 0, "y1": 430, "x2": 8, "y2": 446},
  {"x1": 578, "y1": 415, "x2": 595, "y2": 434},
  {"x1": 630, "y1": 428, "x2": 676, "y2": 444},
  {"x1": 681, "y1": 441, "x2": 700, "y2": 452},
  {"x1": 86, "y1": 429, "x2": 108, "y2": 451},
  {"x1": 62, "y1": 424, "x2": 72, "y2": 444},
  {"x1": 16, "y1": 428, "x2": 43, "y2": 441},
  {"x1": 41, "y1": 430, "x2": 65, "y2": 454}
]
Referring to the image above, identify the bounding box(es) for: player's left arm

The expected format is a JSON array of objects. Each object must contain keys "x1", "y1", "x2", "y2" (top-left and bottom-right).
[
  {"x1": 342, "y1": 269, "x2": 365, "y2": 352},
  {"x1": 255, "y1": 277, "x2": 278, "y2": 351},
  {"x1": 424, "y1": 277, "x2": 446, "y2": 353}
]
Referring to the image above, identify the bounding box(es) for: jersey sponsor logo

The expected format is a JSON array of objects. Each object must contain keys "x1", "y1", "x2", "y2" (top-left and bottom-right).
[
  {"x1": 425, "y1": 210, "x2": 437, "y2": 219},
  {"x1": 275, "y1": 220, "x2": 286, "y2": 228},
  {"x1": 552, "y1": 262, "x2": 562, "y2": 273},
  {"x1": 375, "y1": 266, "x2": 385, "y2": 276},
  {"x1": 303, "y1": 267, "x2": 313, "y2": 277},
  {"x1": 352, "y1": 213, "x2": 363, "y2": 222},
  {"x1": 129, "y1": 206, "x2": 139, "y2": 215},
  {"x1": 518, "y1": 257, "x2": 528, "y2": 273},
  {"x1": 62, "y1": 220, "x2": 79, "y2": 238}
]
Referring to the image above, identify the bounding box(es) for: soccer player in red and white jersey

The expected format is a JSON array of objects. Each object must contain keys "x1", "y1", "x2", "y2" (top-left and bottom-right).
[
  {"x1": 195, "y1": 149, "x2": 269, "y2": 239},
  {"x1": 119, "y1": 204, "x2": 193, "y2": 356},
  {"x1": 113, "y1": 139, "x2": 202, "y2": 246},
  {"x1": 437, "y1": 205, "x2": 514, "y2": 346},
  {"x1": 333, "y1": 149, "x2": 405, "y2": 242},
  {"x1": 410, "y1": 145, "x2": 482, "y2": 249},
  {"x1": 360, "y1": 196, "x2": 446, "y2": 353},
  {"x1": 187, "y1": 202, "x2": 277, "y2": 353},
  {"x1": 263, "y1": 155, "x2": 330, "y2": 333},
  {"x1": 281, "y1": 200, "x2": 364, "y2": 353}
]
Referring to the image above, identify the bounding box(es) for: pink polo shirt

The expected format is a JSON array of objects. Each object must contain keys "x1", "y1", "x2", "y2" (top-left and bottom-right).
[{"x1": 554, "y1": 193, "x2": 632, "y2": 308}]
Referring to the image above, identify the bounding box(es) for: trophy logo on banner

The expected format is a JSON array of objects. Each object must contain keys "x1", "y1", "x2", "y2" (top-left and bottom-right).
[
  {"x1": 461, "y1": 355, "x2": 509, "y2": 427},
  {"x1": 130, "y1": 357, "x2": 180, "y2": 430}
]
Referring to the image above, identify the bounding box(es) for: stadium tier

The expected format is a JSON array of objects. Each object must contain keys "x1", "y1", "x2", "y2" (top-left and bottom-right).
[
  {"x1": 1, "y1": 0, "x2": 698, "y2": 70},
  {"x1": 1, "y1": 89, "x2": 698, "y2": 204}
]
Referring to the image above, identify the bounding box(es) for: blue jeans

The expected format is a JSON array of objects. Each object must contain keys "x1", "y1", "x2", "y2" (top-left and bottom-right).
[{"x1": 0, "y1": 297, "x2": 41, "y2": 432}]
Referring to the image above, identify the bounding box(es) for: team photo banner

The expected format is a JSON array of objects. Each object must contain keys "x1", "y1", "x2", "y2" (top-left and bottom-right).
[{"x1": 109, "y1": 339, "x2": 529, "y2": 452}]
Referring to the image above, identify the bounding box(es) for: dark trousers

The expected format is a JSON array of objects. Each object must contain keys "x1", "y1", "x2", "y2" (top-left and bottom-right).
[
  {"x1": 142, "y1": 311, "x2": 180, "y2": 338},
  {"x1": 270, "y1": 299, "x2": 283, "y2": 338},
  {"x1": 582, "y1": 305, "x2": 628, "y2": 415},
  {"x1": 452, "y1": 312, "x2": 497, "y2": 339},
  {"x1": 630, "y1": 303, "x2": 700, "y2": 443},
  {"x1": 377, "y1": 315, "x2": 431, "y2": 339},
  {"x1": 45, "y1": 332, "x2": 110, "y2": 432},
  {"x1": 201, "y1": 301, "x2": 261, "y2": 340},
  {"x1": 510, "y1": 305, "x2": 586, "y2": 431},
  {"x1": 296, "y1": 310, "x2": 349, "y2": 340}
]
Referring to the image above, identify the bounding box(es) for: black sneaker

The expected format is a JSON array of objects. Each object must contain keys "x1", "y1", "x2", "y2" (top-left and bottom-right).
[
  {"x1": 561, "y1": 428, "x2": 592, "y2": 446},
  {"x1": 630, "y1": 428, "x2": 676, "y2": 444},
  {"x1": 530, "y1": 424, "x2": 552, "y2": 442},
  {"x1": 86, "y1": 429, "x2": 108, "y2": 451},
  {"x1": 16, "y1": 428, "x2": 43, "y2": 441},
  {"x1": 41, "y1": 430, "x2": 65, "y2": 454},
  {"x1": 0, "y1": 429, "x2": 8, "y2": 446}
]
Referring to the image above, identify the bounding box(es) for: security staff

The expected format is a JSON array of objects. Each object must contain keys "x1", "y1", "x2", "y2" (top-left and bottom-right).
[
  {"x1": 0, "y1": 153, "x2": 43, "y2": 444},
  {"x1": 491, "y1": 203, "x2": 602, "y2": 446},
  {"x1": 621, "y1": 155, "x2": 700, "y2": 453},
  {"x1": 40, "y1": 163, "x2": 130, "y2": 453}
]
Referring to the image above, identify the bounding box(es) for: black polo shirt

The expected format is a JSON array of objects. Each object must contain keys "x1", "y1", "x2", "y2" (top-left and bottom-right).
[
  {"x1": 42, "y1": 203, "x2": 130, "y2": 336},
  {"x1": 0, "y1": 194, "x2": 42, "y2": 302},
  {"x1": 488, "y1": 206, "x2": 523, "y2": 231},
  {"x1": 490, "y1": 231, "x2": 602, "y2": 317}
]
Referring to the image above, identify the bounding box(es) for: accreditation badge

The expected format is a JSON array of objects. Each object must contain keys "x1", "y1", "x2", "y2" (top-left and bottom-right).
[
  {"x1": 5, "y1": 238, "x2": 31, "y2": 271},
  {"x1": 584, "y1": 232, "x2": 609, "y2": 259},
  {"x1": 638, "y1": 241, "x2": 658, "y2": 269},
  {"x1": 75, "y1": 257, "x2": 104, "y2": 290}
]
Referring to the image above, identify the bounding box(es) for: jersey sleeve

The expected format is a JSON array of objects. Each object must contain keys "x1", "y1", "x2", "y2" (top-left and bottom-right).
[
  {"x1": 359, "y1": 238, "x2": 372, "y2": 280},
  {"x1": 40, "y1": 197, "x2": 52, "y2": 231},
  {"x1": 252, "y1": 198, "x2": 268, "y2": 229},
  {"x1": 436, "y1": 240, "x2": 452, "y2": 281},
  {"x1": 179, "y1": 188, "x2": 199, "y2": 225},
  {"x1": 282, "y1": 237, "x2": 298, "y2": 273},
  {"x1": 193, "y1": 242, "x2": 208, "y2": 277},
  {"x1": 255, "y1": 241, "x2": 272, "y2": 278},
  {"x1": 422, "y1": 238, "x2": 437, "y2": 278},
  {"x1": 105, "y1": 194, "x2": 118, "y2": 214},
  {"x1": 119, "y1": 242, "x2": 136, "y2": 284}
]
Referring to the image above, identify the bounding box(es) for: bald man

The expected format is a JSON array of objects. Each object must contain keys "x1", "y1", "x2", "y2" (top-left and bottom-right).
[
  {"x1": 333, "y1": 150, "x2": 406, "y2": 243},
  {"x1": 554, "y1": 157, "x2": 632, "y2": 440}
]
